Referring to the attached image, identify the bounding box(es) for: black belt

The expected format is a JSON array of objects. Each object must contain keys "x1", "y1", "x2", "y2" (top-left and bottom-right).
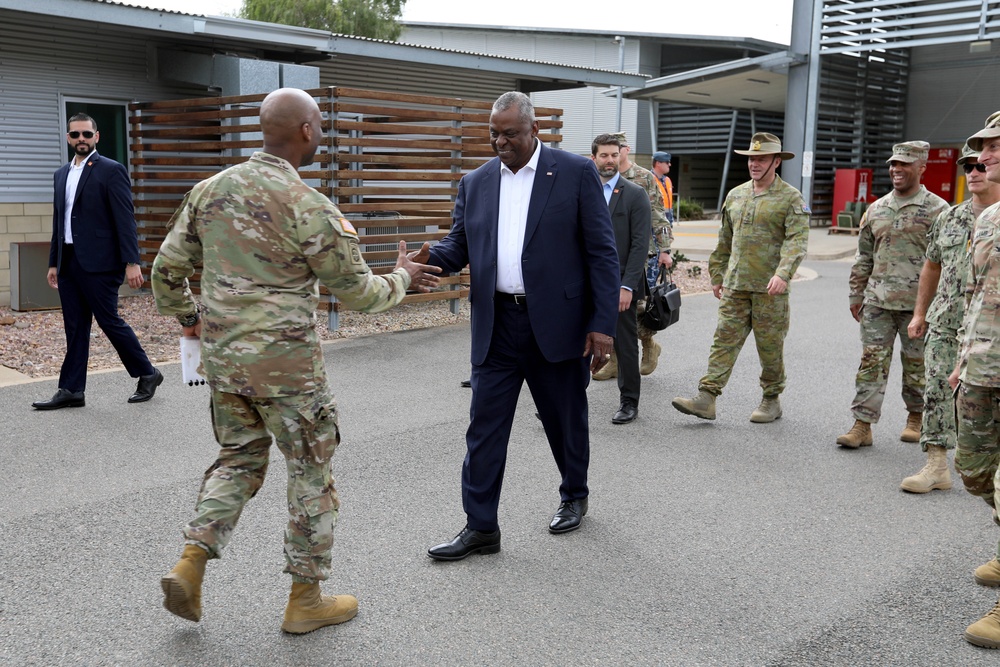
[{"x1": 495, "y1": 292, "x2": 528, "y2": 306}]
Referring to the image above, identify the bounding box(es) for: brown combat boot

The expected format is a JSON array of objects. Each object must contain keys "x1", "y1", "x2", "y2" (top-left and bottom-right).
[
  {"x1": 901, "y1": 411, "x2": 922, "y2": 442},
  {"x1": 836, "y1": 420, "x2": 873, "y2": 448},
  {"x1": 900, "y1": 445, "x2": 952, "y2": 493},
  {"x1": 640, "y1": 336, "x2": 661, "y2": 376},
  {"x1": 965, "y1": 597, "x2": 1000, "y2": 649},
  {"x1": 976, "y1": 560, "x2": 1000, "y2": 587},
  {"x1": 749, "y1": 397, "x2": 782, "y2": 423},
  {"x1": 161, "y1": 544, "x2": 209, "y2": 622},
  {"x1": 593, "y1": 351, "x2": 617, "y2": 381},
  {"x1": 281, "y1": 582, "x2": 358, "y2": 634},
  {"x1": 671, "y1": 390, "x2": 716, "y2": 420}
]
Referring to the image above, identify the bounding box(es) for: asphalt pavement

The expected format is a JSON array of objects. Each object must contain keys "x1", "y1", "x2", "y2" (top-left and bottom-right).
[{"x1": 4, "y1": 233, "x2": 1000, "y2": 665}]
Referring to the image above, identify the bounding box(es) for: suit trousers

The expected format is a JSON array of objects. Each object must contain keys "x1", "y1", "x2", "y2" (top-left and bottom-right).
[
  {"x1": 57, "y1": 244, "x2": 154, "y2": 391},
  {"x1": 614, "y1": 297, "x2": 640, "y2": 405},
  {"x1": 464, "y1": 299, "x2": 591, "y2": 532}
]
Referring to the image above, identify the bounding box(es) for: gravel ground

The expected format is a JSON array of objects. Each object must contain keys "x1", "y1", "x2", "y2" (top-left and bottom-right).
[{"x1": 0, "y1": 261, "x2": 714, "y2": 378}]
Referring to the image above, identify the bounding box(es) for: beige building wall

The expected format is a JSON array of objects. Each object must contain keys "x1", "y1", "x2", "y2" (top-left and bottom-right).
[{"x1": 0, "y1": 202, "x2": 53, "y2": 308}]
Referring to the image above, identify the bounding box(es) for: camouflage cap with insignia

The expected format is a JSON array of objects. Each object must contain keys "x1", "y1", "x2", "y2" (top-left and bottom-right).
[
  {"x1": 956, "y1": 142, "x2": 980, "y2": 166},
  {"x1": 734, "y1": 132, "x2": 794, "y2": 159},
  {"x1": 967, "y1": 111, "x2": 1000, "y2": 151},
  {"x1": 885, "y1": 140, "x2": 929, "y2": 164}
]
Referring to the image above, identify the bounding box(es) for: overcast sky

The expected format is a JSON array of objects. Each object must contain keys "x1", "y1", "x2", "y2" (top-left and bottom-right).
[{"x1": 119, "y1": 0, "x2": 794, "y2": 45}]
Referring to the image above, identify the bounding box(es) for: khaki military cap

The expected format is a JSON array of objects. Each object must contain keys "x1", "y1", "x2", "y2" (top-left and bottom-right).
[
  {"x1": 957, "y1": 142, "x2": 980, "y2": 166},
  {"x1": 967, "y1": 111, "x2": 1000, "y2": 151},
  {"x1": 885, "y1": 141, "x2": 929, "y2": 164},
  {"x1": 734, "y1": 132, "x2": 794, "y2": 159},
  {"x1": 608, "y1": 131, "x2": 628, "y2": 147}
]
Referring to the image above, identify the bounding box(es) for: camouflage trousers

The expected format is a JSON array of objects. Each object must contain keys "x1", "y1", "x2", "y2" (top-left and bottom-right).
[
  {"x1": 698, "y1": 289, "x2": 789, "y2": 397},
  {"x1": 919, "y1": 326, "x2": 959, "y2": 451},
  {"x1": 850, "y1": 305, "x2": 924, "y2": 423},
  {"x1": 183, "y1": 386, "x2": 341, "y2": 583},
  {"x1": 954, "y1": 383, "x2": 1000, "y2": 558}
]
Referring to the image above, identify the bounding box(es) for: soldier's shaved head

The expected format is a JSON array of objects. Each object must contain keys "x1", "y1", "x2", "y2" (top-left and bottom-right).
[{"x1": 260, "y1": 88, "x2": 323, "y2": 168}]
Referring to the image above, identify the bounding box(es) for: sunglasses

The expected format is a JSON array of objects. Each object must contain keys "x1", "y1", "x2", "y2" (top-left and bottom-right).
[
  {"x1": 964, "y1": 163, "x2": 987, "y2": 174},
  {"x1": 68, "y1": 131, "x2": 95, "y2": 139}
]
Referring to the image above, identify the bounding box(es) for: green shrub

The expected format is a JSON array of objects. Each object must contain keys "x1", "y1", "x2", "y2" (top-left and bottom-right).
[{"x1": 677, "y1": 198, "x2": 704, "y2": 220}]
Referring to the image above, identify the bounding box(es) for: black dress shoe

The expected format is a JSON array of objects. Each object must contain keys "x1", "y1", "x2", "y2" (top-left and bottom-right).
[
  {"x1": 428, "y1": 526, "x2": 501, "y2": 561},
  {"x1": 460, "y1": 379, "x2": 472, "y2": 388},
  {"x1": 128, "y1": 368, "x2": 163, "y2": 403},
  {"x1": 32, "y1": 388, "x2": 85, "y2": 410},
  {"x1": 612, "y1": 401, "x2": 638, "y2": 424},
  {"x1": 549, "y1": 498, "x2": 588, "y2": 534}
]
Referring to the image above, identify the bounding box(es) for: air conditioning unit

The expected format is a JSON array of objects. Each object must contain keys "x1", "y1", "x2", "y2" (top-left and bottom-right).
[{"x1": 10, "y1": 242, "x2": 61, "y2": 311}]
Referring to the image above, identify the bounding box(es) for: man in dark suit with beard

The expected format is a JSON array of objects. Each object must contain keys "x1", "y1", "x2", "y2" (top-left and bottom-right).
[
  {"x1": 420, "y1": 92, "x2": 620, "y2": 560},
  {"x1": 32, "y1": 113, "x2": 161, "y2": 410},
  {"x1": 591, "y1": 133, "x2": 651, "y2": 425}
]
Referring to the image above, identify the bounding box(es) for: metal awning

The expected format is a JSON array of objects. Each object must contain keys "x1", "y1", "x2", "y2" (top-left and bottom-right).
[{"x1": 622, "y1": 51, "x2": 805, "y2": 112}]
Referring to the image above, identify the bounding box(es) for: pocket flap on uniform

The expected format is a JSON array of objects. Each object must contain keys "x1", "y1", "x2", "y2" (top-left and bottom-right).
[{"x1": 302, "y1": 490, "x2": 334, "y2": 518}]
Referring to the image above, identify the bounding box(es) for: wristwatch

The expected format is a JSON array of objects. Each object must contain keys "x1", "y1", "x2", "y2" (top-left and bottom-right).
[{"x1": 178, "y1": 311, "x2": 200, "y2": 327}]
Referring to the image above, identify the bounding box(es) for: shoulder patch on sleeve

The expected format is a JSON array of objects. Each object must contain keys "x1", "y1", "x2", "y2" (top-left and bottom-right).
[{"x1": 339, "y1": 217, "x2": 358, "y2": 236}]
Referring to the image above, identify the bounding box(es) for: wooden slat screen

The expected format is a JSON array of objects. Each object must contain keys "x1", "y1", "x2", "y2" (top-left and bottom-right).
[{"x1": 128, "y1": 87, "x2": 563, "y2": 308}]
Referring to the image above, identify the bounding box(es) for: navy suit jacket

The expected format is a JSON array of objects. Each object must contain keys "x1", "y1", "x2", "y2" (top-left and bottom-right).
[
  {"x1": 429, "y1": 142, "x2": 620, "y2": 365},
  {"x1": 609, "y1": 176, "x2": 652, "y2": 294},
  {"x1": 49, "y1": 152, "x2": 141, "y2": 274}
]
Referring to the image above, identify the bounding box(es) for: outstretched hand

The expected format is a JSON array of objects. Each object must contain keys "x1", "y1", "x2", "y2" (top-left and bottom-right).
[{"x1": 397, "y1": 241, "x2": 441, "y2": 293}]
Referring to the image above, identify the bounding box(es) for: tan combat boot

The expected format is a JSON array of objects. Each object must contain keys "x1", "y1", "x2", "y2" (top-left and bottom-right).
[
  {"x1": 671, "y1": 390, "x2": 716, "y2": 420},
  {"x1": 161, "y1": 544, "x2": 209, "y2": 622},
  {"x1": 749, "y1": 397, "x2": 782, "y2": 423},
  {"x1": 593, "y1": 351, "x2": 617, "y2": 381},
  {"x1": 836, "y1": 420, "x2": 873, "y2": 448},
  {"x1": 281, "y1": 582, "x2": 358, "y2": 634},
  {"x1": 975, "y1": 560, "x2": 1000, "y2": 587},
  {"x1": 640, "y1": 336, "x2": 661, "y2": 376},
  {"x1": 901, "y1": 411, "x2": 922, "y2": 442},
  {"x1": 899, "y1": 445, "x2": 952, "y2": 493},
  {"x1": 965, "y1": 598, "x2": 1000, "y2": 649}
]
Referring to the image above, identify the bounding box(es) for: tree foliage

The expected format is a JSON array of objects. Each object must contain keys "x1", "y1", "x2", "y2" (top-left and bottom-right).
[{"x1": 239, "y1": 0, "x2": 406, "y2": 41}]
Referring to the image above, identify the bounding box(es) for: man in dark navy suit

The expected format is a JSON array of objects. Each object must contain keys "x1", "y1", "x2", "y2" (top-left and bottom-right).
[
  {"x1": 422, "y1": 92, "x2": 620, "y2": 560},
  {"x1": 591, "y1": 134, "x2": 651, "y2": 425},
  {"x1": 32, "y1": 113, "x2": 161, "y2": 410}
]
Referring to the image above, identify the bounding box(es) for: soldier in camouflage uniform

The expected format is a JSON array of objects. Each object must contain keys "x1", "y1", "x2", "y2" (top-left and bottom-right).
[
  {"x1": 151, "y1": 88, "x2": 440, "y2": 634},
  {"x1": 951, "y1": 112, "x2": 1000, "y2": 649},
  {"x1": 837, "y1": 142, "x2": 949, "y2": 448},
  {"x1": 900, "y1": 144, "x2": 1000, "y2": 493},
  {"x1": 672, "y1": 132, "x2": 809, "y2": 423},
  {"x1": 593, "y1": 131, "x2": 673, "y2": 381}
]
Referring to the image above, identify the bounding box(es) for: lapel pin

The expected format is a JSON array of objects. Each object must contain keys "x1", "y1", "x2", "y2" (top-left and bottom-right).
[{"x1": 546, "y1": 172, "x2": 553, "y2": 176}]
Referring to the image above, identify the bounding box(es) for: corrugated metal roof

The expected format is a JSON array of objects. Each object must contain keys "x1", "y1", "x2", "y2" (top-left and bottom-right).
[{"x1": 29, "y1": 0, "x2": 648, "y2": 83}]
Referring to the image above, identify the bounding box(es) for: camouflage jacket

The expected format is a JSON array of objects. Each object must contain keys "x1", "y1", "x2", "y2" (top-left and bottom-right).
[
  {"x1": 152, "y1": 152, "x2": 411, "y2": 397},
  {"x1": 959, "y1": 201, "x2": 1000, "y2": 386},
  {"x1": 849, "y1": 186, "x2": 949, "y2": 310},
  {"x1": 621, "y1": 162, "x2": 672, "y2": 254},
  {"x1": 709, "y1": 175, "x2": 810, "y2": 292},
  {"x1": 925, "y1": 200, "x2": 975, "y2": 330}
]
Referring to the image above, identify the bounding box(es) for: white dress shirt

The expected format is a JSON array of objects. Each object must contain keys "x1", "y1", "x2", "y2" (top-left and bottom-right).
[
  {"x1": 495, "y1": 139, "x2": 542, "y2": 294},
  {"x1": 64, "y1": 151, "x2": 95, "y2": 244}
]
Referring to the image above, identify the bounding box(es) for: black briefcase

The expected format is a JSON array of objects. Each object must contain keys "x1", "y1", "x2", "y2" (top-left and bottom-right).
[{"x1": 641, "y1": 266, "x2": 681, "y2": 331}]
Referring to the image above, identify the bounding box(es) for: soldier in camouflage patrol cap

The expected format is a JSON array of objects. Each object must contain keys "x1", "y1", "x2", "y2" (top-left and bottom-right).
[
  {"x1": 151, "y1": 88, "x2": 440, "y2": 634},
  {"x1": 900, "y1": 144, "x2": 1000, "y2": 494},
  {"x1": 837, "y1": 141, "x2": 949, "y2": 449},
  {"x1": 592, "y1": 131, "x2": 673, "y2": 381},
  {"x1": 672, "y1": 132, "x2": 809, "y2": 423},
  {"x1": 950, "y1": 111, "x2": 1000, "y2": 649}
]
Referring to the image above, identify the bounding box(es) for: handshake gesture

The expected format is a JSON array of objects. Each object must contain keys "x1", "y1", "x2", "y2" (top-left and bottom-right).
[{"x1": 395, "y1": 240, "x2": 442, "y2": 292}]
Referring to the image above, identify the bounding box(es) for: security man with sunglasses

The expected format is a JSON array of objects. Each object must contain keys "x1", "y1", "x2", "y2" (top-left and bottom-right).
[
  {"x1": 32, "y1": 112, "x2": 161, "y2": 410},
  {"x1": 900, "y1": 144, "x2": 1000, "y2": 493}
]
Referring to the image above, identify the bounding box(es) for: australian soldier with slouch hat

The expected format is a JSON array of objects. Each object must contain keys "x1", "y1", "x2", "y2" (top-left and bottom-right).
[{"x1": 672, "y1": 132, "x2": 809, "y2": 423}]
